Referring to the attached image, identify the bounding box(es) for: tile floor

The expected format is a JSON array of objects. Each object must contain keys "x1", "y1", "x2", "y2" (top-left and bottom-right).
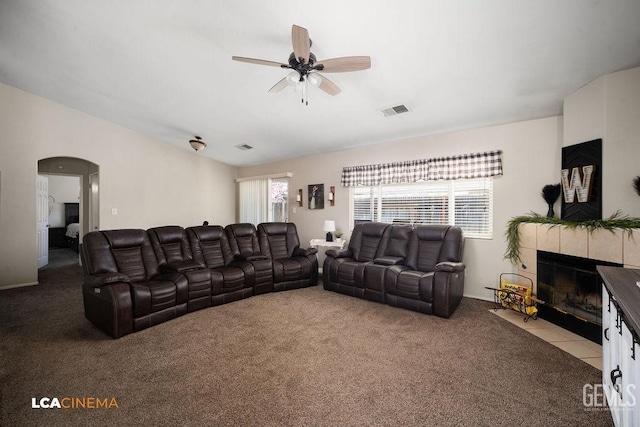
[{"x1": 490, "y1": 308, "x2": 603, "y2": 370}]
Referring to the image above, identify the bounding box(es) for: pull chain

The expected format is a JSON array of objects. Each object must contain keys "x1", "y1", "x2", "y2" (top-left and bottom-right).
[
  {"x1": 299, "y1": 76, "x2": 309, "y2": 106},
  {"x1": 302, "y1": 77, "x2": 308, "y2": 105}
]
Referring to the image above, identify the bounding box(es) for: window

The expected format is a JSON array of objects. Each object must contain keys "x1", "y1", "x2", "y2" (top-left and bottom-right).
[
  {"x1": 239, "y1": 178, "x2": 289, "y2": 225},
  {"x1": 269, "y1": 179, "x2": 289, "y2": 222},
  {"x1": 350, "y1": 177, "x2": 493, "y2": 238}
]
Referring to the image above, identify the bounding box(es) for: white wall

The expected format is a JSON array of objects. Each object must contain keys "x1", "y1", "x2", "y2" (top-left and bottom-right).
[
  {"x1": 47, "y1": 175, "x2": 81, "y2": 204},
  {"x1": 239, "y1": 116, "x2": 563, "y2": 300},
  {"x1": 0, "y1": 82, "x2": 237, "y2": 289},
  {"x1": 563, "y1": 77, "x2": 606, "y2": 146},
  {"x1": 563, "y1": 66, "x2": 640, "y2": 217}
]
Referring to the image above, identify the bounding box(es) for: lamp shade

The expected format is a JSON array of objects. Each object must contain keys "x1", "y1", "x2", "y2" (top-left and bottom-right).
[{"x1": 323, "y1": 220, "x2": 336, "y2": 232}]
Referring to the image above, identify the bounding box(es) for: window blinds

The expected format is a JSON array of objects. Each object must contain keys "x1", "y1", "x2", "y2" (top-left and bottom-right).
[{"x1": 350, "y1": 178, "x2": 493, "y2": 238}]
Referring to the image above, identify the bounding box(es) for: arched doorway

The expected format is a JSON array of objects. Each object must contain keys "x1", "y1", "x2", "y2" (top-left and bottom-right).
[{"x1": 37, "y1": 157, "x2": 99, "y2": 269}]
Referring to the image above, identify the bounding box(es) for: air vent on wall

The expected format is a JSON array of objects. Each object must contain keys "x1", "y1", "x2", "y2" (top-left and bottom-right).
[
  {"x1": 235, "y1": 144, "x2": 253, "y2": 151},
  {"x1": 380, "y1": 104, "x2": 410, "y2": 117}
]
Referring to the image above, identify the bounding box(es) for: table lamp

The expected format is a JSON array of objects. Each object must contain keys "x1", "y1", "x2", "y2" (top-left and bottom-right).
[{"x1": 323, "y1": 220, "x2": 336, "y2": 242}]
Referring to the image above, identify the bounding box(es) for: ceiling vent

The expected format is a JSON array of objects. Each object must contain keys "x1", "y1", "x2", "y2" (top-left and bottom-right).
[
  {"x1": 380, "y1": 104, "x2": 410, "y2": 117},
  {"x1": 235, "y1": 144, "x2": 253, "y2": 151}
]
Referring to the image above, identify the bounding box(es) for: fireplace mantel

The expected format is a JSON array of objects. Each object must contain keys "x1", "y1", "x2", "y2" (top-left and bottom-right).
[{"x1": 516, "y1": 224, "x2": 640, "y2": 293}]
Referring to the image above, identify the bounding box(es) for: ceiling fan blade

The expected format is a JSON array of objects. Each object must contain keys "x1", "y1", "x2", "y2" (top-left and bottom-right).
[
  {"x1": 316, "y1": 56, "x2": 371, "y2": 73},
  {"x1": 268, "y1": 77, "x2": 290, "y2": 93},
  {"x1": 317, "y1": 75, "x2": 341, "y2": 96},
  {"x1": 232, "y1": 56, "x2": 288, "y2": 68},
  {"x1": 291, "y1": 25, "x2": 310, "y2": 64}
]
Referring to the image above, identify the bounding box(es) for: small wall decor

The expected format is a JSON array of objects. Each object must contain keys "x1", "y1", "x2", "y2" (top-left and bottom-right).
[
  {"x1": 329, "y1": 186, "x2": 335, "y2": 206},
  {"x1": 308, "y1": 184, "x2": 324, "y2": 209},
  {"x1": 561, "y1": 139, "x2": 602, "y2": 221},
  {"x1": 541, "y1": 184, "x2": 561, "y2": 218},
  {"x1": 633, "y1": 176, "x2": 640, "y2": 196},
  {"x1": 297, "y1": 189, "x2": 303, "y2": 206}
]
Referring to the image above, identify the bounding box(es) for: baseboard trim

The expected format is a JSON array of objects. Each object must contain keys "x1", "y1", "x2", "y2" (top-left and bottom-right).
[
  {"x1": 463, "y1": 293, "x2": 493, "y2": 303},
  {"x1": 0, "y1": 281, "x2": 38, "y2": 291}
]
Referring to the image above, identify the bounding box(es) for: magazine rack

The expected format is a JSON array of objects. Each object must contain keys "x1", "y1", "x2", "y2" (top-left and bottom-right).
[{"x1": 485, "y1": 273, "x2": 544, "y2": 322}]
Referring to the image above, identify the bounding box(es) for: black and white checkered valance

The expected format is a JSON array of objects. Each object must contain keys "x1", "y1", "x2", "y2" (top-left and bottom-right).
[{"x1": 340, "y1": 150, "x2": 502, "y2": 187}]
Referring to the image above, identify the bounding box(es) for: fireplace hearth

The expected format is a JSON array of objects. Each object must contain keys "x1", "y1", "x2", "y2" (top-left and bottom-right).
[{"x1": 536, "y1": 250, "x2": 622, "y2": 344}]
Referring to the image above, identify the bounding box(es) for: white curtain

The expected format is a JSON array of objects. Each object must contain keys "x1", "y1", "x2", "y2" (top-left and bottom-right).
[{"x1": 239, "y1": 179, "x2": 269, "y2": 225}]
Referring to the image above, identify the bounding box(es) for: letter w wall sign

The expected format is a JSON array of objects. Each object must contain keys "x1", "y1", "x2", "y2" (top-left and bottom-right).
[{"x1": 561, "y1": 139, "x2": 602, "y2": 221}]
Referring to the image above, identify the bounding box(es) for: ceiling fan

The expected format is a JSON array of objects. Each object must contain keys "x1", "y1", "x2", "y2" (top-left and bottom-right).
[{"x1": 232, "y1": 25, "x2": 371, "y2": 104}]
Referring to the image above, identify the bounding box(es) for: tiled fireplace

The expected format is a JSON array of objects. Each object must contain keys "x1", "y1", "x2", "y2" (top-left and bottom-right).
[{"x1": 516, "y1": 224, "x2": 640, "y2": 343}]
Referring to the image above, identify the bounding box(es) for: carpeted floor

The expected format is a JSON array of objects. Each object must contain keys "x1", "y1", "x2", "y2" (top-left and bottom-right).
[
  {"x1": 40, "y1": 248, "x2": 81, "y2": 270},
  {"x1": 0, "y1": 264, "x2": 613, "y2": 426}
]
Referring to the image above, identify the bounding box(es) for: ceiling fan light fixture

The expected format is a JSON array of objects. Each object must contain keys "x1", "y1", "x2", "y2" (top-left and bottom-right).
[
  {"x1": 307, "y1": 73, "x2": 322, "y2": 87},
  {"x1": 189, "y1": 136, "x2": 207, "y2": 151},
  {"x1": 232, "y1": 24, "x2": 369, "y2": 104},
  {"x1": 286, "y1": 71, "x2": 300, "y2": 86}
]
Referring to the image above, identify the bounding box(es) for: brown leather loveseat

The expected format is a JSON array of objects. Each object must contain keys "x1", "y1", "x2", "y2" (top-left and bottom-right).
[{"x1": 323, "y1": 223, "x2": 465, "y2": 318}]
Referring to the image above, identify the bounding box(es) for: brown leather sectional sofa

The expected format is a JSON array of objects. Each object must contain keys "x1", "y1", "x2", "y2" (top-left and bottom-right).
[
  {"x1": 81, "y1": 222, "x2": 317, "y2": 338},
  {"x1": 81, "y1": 221, "x2": 465, "y2": 338},
  {"x1": 323, "y1": 223, "x2": 465, "y2": 318}
]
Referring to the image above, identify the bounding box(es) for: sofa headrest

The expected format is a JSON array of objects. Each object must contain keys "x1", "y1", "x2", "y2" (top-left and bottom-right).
[
  {"x1": 189, "y1": 225, "x2": 225, "y2": 241},
  {"x1": 259, "y1": 222, "x2": 289, "y2": 235},
  {"x1": 83, "y1": 229, "x2": 159, "y2": 278},
  {"x1": 257, "y1": 222, "x2": 300, "y2": 260},
  {"x1": 148, "y1": 225, "x2": 185, "y2": 243},
  {"x1": 102, "y1": 229, "x2": 148, "y2": 249},
  {"x1": 227, "y1": 223, "x2": 257, "y2": 237},
  {"x1": 361, "y1": 222, "x2": 389, "y2": 237},
  {"x1": 405, "y1": 225, "x2": 464, "y2": 271},
  {"x1": 385, "y1": 224, "x2": 413, "y2": 257},
  {"x1": 414, "y1": 225, "x2": 450, "y2": 241},
  {"x1": 348, "y1": 222, "x2": 390, "y2": 262}
]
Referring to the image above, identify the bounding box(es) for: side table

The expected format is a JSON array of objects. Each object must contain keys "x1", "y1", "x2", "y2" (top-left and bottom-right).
[{"x1": 310, "y1": 239, "x2": 347, "y2": 273}]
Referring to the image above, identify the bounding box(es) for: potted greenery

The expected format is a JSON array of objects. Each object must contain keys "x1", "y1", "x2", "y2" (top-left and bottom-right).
[{"x1": 334, "y1": 231, "x2": 344, "y2": 243}]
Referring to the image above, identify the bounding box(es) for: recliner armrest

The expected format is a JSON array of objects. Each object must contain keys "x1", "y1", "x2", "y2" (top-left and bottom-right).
[
  {"x1": 294, "y1": 247, "x2": 318, "y2": 257},
  {"x1": 160, "y1": 260, "x2": 203, "y2": 274},
  {"x1": 326, "y1": 249, "x2": 352, "y2": 258},
  {"x1": 435, "y1": 261, "x2": 465, "y2": 273},
  {"x1": 154, "y1": 271, "x2": 189, "y2": 305},
  {"x1": 374, "y1": 256, "x2": 405, "y2": 266},
  {"x1": 84, "y1": 272, "x2": 130, "y2": 288}
]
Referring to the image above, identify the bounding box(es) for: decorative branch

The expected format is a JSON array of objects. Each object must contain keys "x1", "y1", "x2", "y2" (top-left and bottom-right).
[
  {"x1": 504, "y1": 211, "x2": 640, "y2": 265},
  {"x1": 541, "y1": 184, "x2": 561, "y2": 205}
]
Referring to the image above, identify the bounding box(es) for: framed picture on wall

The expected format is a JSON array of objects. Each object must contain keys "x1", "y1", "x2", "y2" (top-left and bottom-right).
[{"x1": 308, "y1": 184, "x2": 324, "y2": 209}]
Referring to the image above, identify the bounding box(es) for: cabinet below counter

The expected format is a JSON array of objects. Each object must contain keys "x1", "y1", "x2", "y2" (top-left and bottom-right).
[{"x1": 597, "y1": 266, "x2": 640, "y2": 427}]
